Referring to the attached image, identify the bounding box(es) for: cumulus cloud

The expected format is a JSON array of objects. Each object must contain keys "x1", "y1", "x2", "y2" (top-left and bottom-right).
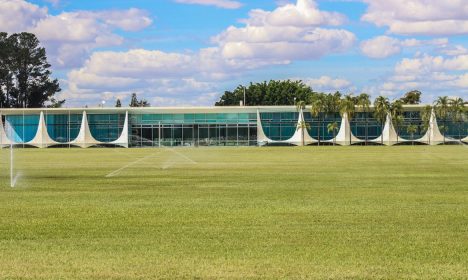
[
  {"x1": 367, "y1": 53, "x2": 468, "y2": 99},
  {"x1": 0, "y1": 0, "x2": 152, "y2": 68},
  {"x1": 213, "y1": 0, "x2": 355, "y2": 64},
  {"x1": 0, "y1": 0, "x2": 48, "y2": 32},
  {"x1": 299, "y1": 76, "x2": 353, "y2": 92},
  {"x1": 360, "y1": 36, "x2": 448, "y2": 59},
  {"x1": 174, "y1": 0, "x2": 242, "y2": 9},
  {"x1": 65, "y1": 0, "x2": 357, "y2": 106},
  {"x1": 361, "y1": 0, "x2": 468, "y2": 35}
]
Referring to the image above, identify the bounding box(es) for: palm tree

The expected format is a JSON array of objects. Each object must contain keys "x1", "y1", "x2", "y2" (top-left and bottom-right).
[
  {"x1": 450, "y1": 97, "x2": 464, "y2": 140},
  {"x1": 407, "y1": 124, "x2": 418, "y2": 146},
  {"x1": 296, "y1": 120, "x2": 310, "y2": 146},
  {"x1": 340, "y1": 94, "x2": 356, "y2": 145},
  {"x1": 310, "y1": 94, "x2": 325, "y2": 146},
  {"x1": 374, "y1": 96, "x2": 390, "y2": 145},
  {"x1": 390, "y1": 99, "x2": 404, "y2": 143},
  {"x1": 327, "y1": 122, "x2": 339, "y2": 146},
  {"x1": 357, "y1": 93, "x2": 371, "y2": 144},
  {"x1": 421, "y1": 105, "x2": 433, "y2": 145},
  {"x1": 434, "y1": 96, "x2": 450, "y2": 144},
  {"x1": 295, "y1": 100, "x2": 307, "y2": 146}
]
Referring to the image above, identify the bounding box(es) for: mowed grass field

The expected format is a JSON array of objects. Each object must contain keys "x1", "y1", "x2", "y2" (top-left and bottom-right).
[{"x1": 0, "y1": 146, "x2": 467, "y2": 279}]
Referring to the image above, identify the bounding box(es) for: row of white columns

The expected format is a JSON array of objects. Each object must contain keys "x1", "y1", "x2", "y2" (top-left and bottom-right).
[
  {"x1": 0, "y1": 111, "x2": 129, "y2": 148},
  {"x1": 257, "y1": 109, "x2": 468, "y2": 146}
]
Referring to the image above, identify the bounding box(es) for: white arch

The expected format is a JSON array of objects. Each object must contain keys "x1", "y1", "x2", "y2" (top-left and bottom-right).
[
  {"x1": 69, "y1": 111, "x2": 103, "y2": 148},
  {"x1": 0, "y1": 114, "x2": 15, "y2": 148},
  {"x1": 110, "y1": 111, "x2": 129, "y2": 148},
  {"x1": 371, "y1": 113, "x2": 409, "y2": 146},
  {"x1": 27, "y1": 111, "x2": 60, "y2": 148},
  {"x1": 257, "y1": 109, "x2": 317, "y2": 146},
  {"x1": 416, "y1": 109, "x2": 457, "y2": 145},
  {"x1": 284, "y1": 109, "x2": 317, "y2": 146},
  {"x1": 256, "y1": 110, "x2": 282, "y2": 146},
  {"x1": 326, "y1": 112, "x2": 363, "y2": 146}
]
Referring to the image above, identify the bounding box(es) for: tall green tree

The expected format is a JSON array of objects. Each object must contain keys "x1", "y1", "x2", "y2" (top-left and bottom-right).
[
  {"x1": 0, "y1": 32, "x2": 62, "y2": 108},
  {"x1": 400, "y1": 90, "x2": 422, "y2": 104},
  {"x1": 406, "y1": 124, "x2": 418, "y2": 145},
  {"x1": 450, "y1": 97, "x2": 464, "y2": 139},
  {"x1": 357, "y1": 93, "x2": 371, "y2": 143},
  {"x1": 327, "y1": 122, "x2": 339, "y2": 146},
  {"x1": 115, "y1": 99, "x2": 122, "y2": 108},
  {"x1": 434, "y1": 96, "x2": 450, "y2": 144},
  {"x1": 215, "y1": 80, "x2": 315, "y2": 106},
  {"x1": 340, "y1": 94, "x2": 357, "y2": 145},
  {"x1": 374, "y1": 96, "x2": 390, "y2": 145},
  {"x1": 391, "y1": 99, "x2": 404, "y2": 143},
  {"x1": 421, "y1": 105, "x2": 433, "y2": 144},
  {"x1": 310, "y1": 93, "x2": 326, "y2": 145},
  {"x1": 129, "y1": 93, "x2": 150, "y2": 107}
]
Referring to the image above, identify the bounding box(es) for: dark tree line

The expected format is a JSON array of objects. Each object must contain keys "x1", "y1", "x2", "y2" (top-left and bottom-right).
[
  {"x1": 0, "y1": 32, "x2": 62, "y2": 108},
  {"x1": 215, "y1": 80, "x2": 314, "y2": 106},
  {"x1": 115, "y1": 93, "x2": 150, "y2": 107},
  {"x1": 215, "y1": 80, "x2": 426, "y2": 107}
]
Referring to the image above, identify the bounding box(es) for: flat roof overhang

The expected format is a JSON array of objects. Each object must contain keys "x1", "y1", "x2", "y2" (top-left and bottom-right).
[{"x1": 0, "y1": 104, "x2": 449, "y2": 115}]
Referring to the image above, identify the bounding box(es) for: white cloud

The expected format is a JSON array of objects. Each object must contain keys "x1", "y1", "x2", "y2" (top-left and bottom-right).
[
  {"x1": 362, "y1": 0, "x2": 468, "y2": 35},
  {"x1": 438, "y1": 45, "x2": 468, "y2": 56},
  {"x1": 367, "y1": 53, "x2": 468, "y2": 99},
  {"x1": 299, "y1": 76, "x2": 354, "y2": 92},
  {"x1": 360, "y1": 36, "x2": 448, "y2": 59},
  {"x1": 93, "y1": 9, "x2": 153, "y2": 32},
  {"x1": 174, "y1": 0, "x2": 242, "y2": 9},
  {"x1": 0, "y1": 0, "x2": 48, "y2": 32},
  {"x1": 213, "y1": 0, "x2": 355, "y2": 64},
  {"x1": 360, "y1": 36, "x2": 402, "y2": 59},
  {"x1": 64, "y1": 0, "x2": 357, "y2": 106},
  {"x1": 0, "y1": 0, "x2": 152, "y2": 69}
]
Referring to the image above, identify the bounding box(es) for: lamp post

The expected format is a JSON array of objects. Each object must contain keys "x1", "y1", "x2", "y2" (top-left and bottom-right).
[{"x1": 243, "y1": 86, "x2": 246, "y2": 106}]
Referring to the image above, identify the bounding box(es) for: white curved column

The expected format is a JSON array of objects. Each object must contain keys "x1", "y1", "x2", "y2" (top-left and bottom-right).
[
  {"x1": 27, "y1": 111, "x2": 60, "y2": 148},
  {"x1": 110, "y1": 111, "x2": 129, "y2": 148},
  {"x1": 256, "y1": 110, "x2": 279, "y2": 146},
  {"x1": 326, "y1": 112, "x2": 362, "y2": 146},
  {"x1": 285, "y1": 109, "x2": 317, "y2": 146},
  {"x1": 371, "y1": 113, "x2": 408, "y2": 146},
  {"x1": 69, "y1": 111, "x2": 103, "y2": 148},
  {"x1": 416, "y1": 109, "x2": 457, "y2": 145},
  {"x1": 0, "y1": 114, "x2": 15, "y2": 148}
]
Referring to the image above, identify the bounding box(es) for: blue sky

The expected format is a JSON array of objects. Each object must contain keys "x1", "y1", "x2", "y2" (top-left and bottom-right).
[{"x1": 2, "y1": 0, "x2": 468, "y2": 106}]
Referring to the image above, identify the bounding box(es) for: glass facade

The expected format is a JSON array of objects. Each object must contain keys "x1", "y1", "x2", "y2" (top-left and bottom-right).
[
  {"x1": 1, "y1": 107, "x2": 467, "y2": 147},
  {"x1": 129, "y1": 113, "x2": 257, "y2": 147}
]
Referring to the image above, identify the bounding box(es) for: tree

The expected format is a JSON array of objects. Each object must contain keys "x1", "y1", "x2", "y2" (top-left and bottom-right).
[
  {"x1": 390, "y1": 99, "x2": 404, "y2": 143},
  {"x1": 215, "y1": 80, "x2": 315, "y2": 106},
  {"x1": 450, "y1": 97, "x2": 464, "y2": 139},
  {"x1": 295, "y1": 100, "x2": 307, "y2": 146},
  {"x1": 0, "y1": 32, "x2": 62, "y2": 108},
  {"x1": 434, "y1": 96, "x2": 450, "y2": 144},
  {"x1": 357, "y1": 93, "x2": 371, "y2": 143},
  {"x1": 129, "y1": 93, "x2": 150, "y2": 107},
  {"x1": 421, "y1": 105, "x2": 433, "y2": 144},
  {"x1": 115, "y1": 99, "x2": 122, "y2": 107},
  {"x1": 374, "y1": 96, "x2": 390, "y2": 145},
  {"x1": 327, "y1": 122, "x2": 339, "y2": 146},
  {"x1": 310, "y1": 94, "x2": 326, "y2": 145},
  {"x1": 296, "y1": 120, "x2": 310, "y2": 147},
  {"x1": 400, "y1": 90, "x2": 422, "y2": 104},
  {"x1": 406, "y1": 124, "x2": 418, "y2": 145},
  {"x1": 340, "y1": 94, "x2": 356, "y2": 145}
]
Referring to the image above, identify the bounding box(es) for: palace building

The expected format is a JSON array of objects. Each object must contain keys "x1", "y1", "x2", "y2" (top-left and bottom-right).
[{"x1": 0, "y1": 106, "x2": 467, "y2": 148}]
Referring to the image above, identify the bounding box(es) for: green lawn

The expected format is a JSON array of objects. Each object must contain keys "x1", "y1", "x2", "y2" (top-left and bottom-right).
[{"x1": 0, "y1": 146, "x2": 467, "y2": 279}]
